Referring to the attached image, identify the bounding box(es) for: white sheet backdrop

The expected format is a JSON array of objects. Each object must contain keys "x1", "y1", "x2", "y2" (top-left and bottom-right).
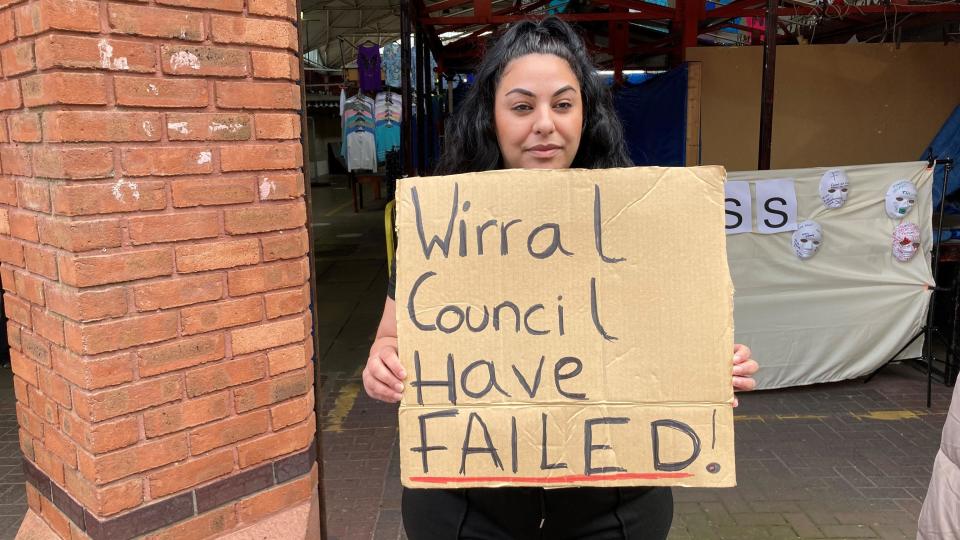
[{"x1": 727, "y1": 161, "x2": 934, "y2": 389}]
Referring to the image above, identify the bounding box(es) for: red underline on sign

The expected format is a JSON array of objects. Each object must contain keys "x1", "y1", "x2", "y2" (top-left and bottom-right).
[{"x1": 408, "y1": 472, "x2": 695, "y2": 485}]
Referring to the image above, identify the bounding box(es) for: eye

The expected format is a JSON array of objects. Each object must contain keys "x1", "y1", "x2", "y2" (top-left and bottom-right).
[
  {"x1": 841, "y1": 188, "x2": 848, "y2": 192},
  {"x1": 800, "y1": 239, "x2": 808, "y2": 243},
  {"x1": 908, "y1": 199, "x2": 915, "y2": 204},
  {"x1": 554, "y1": 101, "x2": 573, "y2": 110},
  {"x1": 813, "y1": 240, "x2": 821, "y2": 245},
  {"x1": 827, "y1": 189, "x2": 836, "y2": 193},
  {"x1": 896, "y1": 197, "x2": 904, "y2": 201},
  {"x1": 511, "y1": 103, "x2": 533, "y2": 112}
]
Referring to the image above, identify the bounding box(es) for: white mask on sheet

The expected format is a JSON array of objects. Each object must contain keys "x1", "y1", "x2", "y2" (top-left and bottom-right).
[
  {"x1": 885, "y1": 180, "x2": 918, "y2": 219},
  {"x1": 792, "y1": 220, "x2": 823, "y2": 260},
  {"x1": 819, "y1": 169, "x2": 850, "y2": 208},
  {"x1": 892, "y1": 223, "x2": 921, "y2": 262}
]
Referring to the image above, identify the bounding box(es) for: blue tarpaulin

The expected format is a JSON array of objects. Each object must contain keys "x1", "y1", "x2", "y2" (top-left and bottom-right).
[
  {"x1": 612, "y1": 64, "x2": 689, "y2": 167},
  {"x1": 924, "y1": 105, "x2": 960, "y2": 209}
]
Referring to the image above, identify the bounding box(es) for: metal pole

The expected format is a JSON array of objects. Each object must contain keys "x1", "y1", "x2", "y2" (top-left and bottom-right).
[
  {"x1": 400, "y1": 0, "x2": 413, "y2": 177},
  {"x1": 929, "y1": 159, "x2": 955, "y2": 404},
  {"x1": 415, "y1": 28, "x2": 427, "y2": 176},
  {"x1": 447, "y1": 75, "x2": 454, "y2": 115},
  {"x1": 931, "y1": 160, "x2": 953, "y2": 287},
  {"x1": 757, "y1": 0, "x2": 777, "y2": 170},
  {"x1": 424, "y1": 47, "x2": 436, "y2": 174}
]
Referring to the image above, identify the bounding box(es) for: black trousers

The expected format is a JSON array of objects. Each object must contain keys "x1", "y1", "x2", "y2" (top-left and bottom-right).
[{"x1": 402, "y1": 487, "x2": 673, "y2": 540}]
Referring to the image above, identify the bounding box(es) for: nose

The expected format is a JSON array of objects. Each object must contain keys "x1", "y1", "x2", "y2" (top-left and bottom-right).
[{"x1": 532, "y1": 106, "x2": 555, "y2": 135}]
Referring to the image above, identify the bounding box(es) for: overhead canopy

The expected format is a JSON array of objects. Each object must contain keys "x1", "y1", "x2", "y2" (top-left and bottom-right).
[
  {"x1": 301, "y1": 0, "x2": 400, "y2": 70},
  {"x1": 301, "y1": 0, "x2": 960, "y2": 72}
]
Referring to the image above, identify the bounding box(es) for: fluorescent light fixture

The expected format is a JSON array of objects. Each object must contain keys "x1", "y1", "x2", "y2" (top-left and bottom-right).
[{"x1": 596, "y1": 70, "x2": 652, "y2": 75}]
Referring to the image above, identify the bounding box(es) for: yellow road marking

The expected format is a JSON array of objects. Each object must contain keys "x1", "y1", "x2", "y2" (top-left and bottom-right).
[
  {"x1": 323, "y1": 366, "x2": 364, "y2": 433},
  {"x1": 324, "y1": 382, "x2": 360, "y2": 433},
  {"x1": 852, "y1": 410, "x2": 922, "y2": 421}
]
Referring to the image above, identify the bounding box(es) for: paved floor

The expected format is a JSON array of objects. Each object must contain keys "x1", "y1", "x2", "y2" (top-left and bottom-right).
[
  {"x1": 0, "y1": 369, "x2": 26, "y2": 540},
  {"x1": 314, "y1": 179, "x2": 956, "y2": 540}
]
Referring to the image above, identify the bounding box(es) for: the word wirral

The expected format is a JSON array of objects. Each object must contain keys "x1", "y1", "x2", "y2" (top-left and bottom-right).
[{"x1": 412, "y1": 183, "x2": 624, "y2": 262}]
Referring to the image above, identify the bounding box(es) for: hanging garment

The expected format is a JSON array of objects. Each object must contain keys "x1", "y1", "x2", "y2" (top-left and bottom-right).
[
  {"x1": 341, "y1": 93, "x2": 375, "y2": 159},
  {"x1": 374, "y1": 90, "x2": 402, "y2": 162},
  {"x1": 375, "y1": 121, "x2": 401, "y2": 163},
  {"x1": 346, "y1": 129, "x2": 377, "y2": 172},
  {"x1": 383, "y1": 42, "x2": 401, "y2": 89},
  {"x1": 357, "y1": 43, "x2": 382, "y2": 93},
  {"x1": 375, "y1": 91, "x2": 402, "y2": 119}
]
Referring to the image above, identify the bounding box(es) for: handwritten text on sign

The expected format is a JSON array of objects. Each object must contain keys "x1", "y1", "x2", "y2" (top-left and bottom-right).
[{"x1": 395, "y1": 168, "x2": 736, "y2": 489}]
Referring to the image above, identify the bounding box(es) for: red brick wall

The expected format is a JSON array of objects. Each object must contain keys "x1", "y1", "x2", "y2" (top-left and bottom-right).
[{"x1": 0, "y1": 0, "x2": 316, "y2": 537}]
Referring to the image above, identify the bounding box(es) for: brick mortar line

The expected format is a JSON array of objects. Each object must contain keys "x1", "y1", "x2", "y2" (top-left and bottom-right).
[
  {"x1": 22, "y1": 438, "x2": 317, "y2": 539},
  {"x1": 1, "y1": 27, "x2": 298, "y2": 48}
]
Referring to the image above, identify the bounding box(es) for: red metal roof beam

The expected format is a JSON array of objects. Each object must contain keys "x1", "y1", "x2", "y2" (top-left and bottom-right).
[
  {"x1": 627, "y1": 37, "x2": 674, "y2": 55},
  {"x1": 702, "y1": 0, "x2": 765, "y2": 20},
  {"x1": 670, "y1": 0, "x2": 704, "y2": 65},
  {"x1": 421, "y1": 11, "x2": 677, "y2": 25},
  {"x1": 593, "y1": 0, "x2": 676, "y2": 19},
  {"x1": 437, "y1": 0, "x2": 551, "y2": 37},
  {"x1": 609, "y1": 5, "x2": 629, "y2": 83},
  {"x1": 425, "y1": 0, "x2": 474, "y2": 13},
  {"x1": 730, "y1": 4, "x2": 960, "y2": 15},
  {"x1": 473, "y1": 0, "x2": 492, "y2": 19}
]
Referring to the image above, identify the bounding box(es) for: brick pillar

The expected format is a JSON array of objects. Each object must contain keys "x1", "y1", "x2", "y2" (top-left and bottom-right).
[{"x1": 0, "y1": 0, "x2": 320, "y2": 538}]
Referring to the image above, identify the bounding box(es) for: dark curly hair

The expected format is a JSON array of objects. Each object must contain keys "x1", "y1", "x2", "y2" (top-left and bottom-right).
[{"x1": 433, "y1": 16, "x2": 632, "y2": 175}]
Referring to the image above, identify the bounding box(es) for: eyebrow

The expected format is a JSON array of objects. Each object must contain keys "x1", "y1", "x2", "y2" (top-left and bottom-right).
[{"x1": 505, "y1": 85, "x2": 577, "y2": 97}]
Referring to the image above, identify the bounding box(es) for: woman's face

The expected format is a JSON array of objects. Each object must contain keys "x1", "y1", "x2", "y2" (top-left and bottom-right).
[{"x1": 494, "y1": 53, "x2": 583, "y2": 170}]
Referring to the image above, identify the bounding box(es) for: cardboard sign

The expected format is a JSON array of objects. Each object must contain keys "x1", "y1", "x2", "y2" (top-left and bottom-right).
[{"x1": 395, "y1": 167, "x2": 736, "y2": 489}]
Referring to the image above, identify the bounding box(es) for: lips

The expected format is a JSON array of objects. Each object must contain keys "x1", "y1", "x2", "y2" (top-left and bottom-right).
[
  {"x1": 526, "y1": 144, "x2": 562, "y2": 159},
  {"x1": 528, "y1": 144, "x2": 560, "y2": 151}
]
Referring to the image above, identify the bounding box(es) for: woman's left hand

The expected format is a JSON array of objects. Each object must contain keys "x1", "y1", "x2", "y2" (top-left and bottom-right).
[{"x1": 732, "y1": 344, "x2": 758, "y2": 407}]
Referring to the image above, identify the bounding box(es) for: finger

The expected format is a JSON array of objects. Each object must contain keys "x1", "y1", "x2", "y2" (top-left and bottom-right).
[
  {"x1": 733, "y1": 396, "x2": 739, "y2": 408},
  {"x1": 365, "y1": 376, "x2": 402, "y2": 403},
  {"x1": 381, "y1": 349, "x2": 406, "y2": 380},
  {"x1": 363, "y1": 368, "x2": 401, "y2": 402},
  {"x1": 362, "y1": 369, "x2": 379, "y2": 399},
  {"x1": 370, "y1": 357, "x2": 404, "y2": 393},
  {"x1": 733, "y1": 359, "x2": 758, "y2": 377},
  {"x1": 733, "y1": 376, "x2": 756, "y2": 392},
  {"x1": 733, "y1": 344, "x2": 752, "y2": 364}
]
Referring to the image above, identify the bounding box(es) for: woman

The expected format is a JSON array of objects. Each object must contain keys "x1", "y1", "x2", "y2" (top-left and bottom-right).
[{"x1": 363, "y1": 17, "x2": 759, "y2": 539}]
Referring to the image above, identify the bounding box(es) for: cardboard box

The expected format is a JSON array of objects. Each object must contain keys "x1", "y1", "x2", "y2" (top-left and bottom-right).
[{"x1": 395, "y1": 166, "x2": 735, "y2": 488}]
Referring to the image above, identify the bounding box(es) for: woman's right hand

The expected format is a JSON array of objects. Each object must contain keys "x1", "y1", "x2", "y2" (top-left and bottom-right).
[{"x1": 363, "y1": 337, "x2": 406, "y2": 403}]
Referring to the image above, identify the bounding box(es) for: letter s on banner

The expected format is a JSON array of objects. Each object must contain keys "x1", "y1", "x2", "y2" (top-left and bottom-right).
[
  {"x1": 755, "y1": 179, "x2": 798, "y2": 234},
  {"x1": 724, "y1": 181, "x2": 752, "y2": 235}
]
